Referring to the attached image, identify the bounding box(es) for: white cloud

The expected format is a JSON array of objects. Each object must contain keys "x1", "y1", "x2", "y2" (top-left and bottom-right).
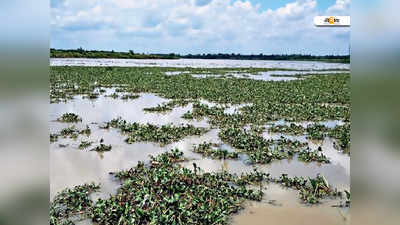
[
  {"x1": 51, "y1": 0, "x2": 350, "y2": 55},
  {"x1": 326, "y1": 0, "x2": 350, "y2": 15}
]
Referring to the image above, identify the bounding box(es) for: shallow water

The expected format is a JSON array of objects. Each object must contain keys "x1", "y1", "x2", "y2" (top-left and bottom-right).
[
  {"x1": 192, "y1": 70, "x2": 349, "y2": 81},
  {"x1": 231, "y1": 183, "x2": 349, "y2": 225},
  {"x1": 50, "y1": 58, "x2": 349, "y2": 70},
  {"x1": 50, "y1": 89, "x2": 350, "y2": 223}
]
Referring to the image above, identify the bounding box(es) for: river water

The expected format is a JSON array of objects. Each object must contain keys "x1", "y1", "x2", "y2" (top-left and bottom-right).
[
  {"x1": 50, "y1": 58, "x2": 349, "y2": 70},
  {"x1": 50, "y1": 60, "x2": 350, "y2": 225}
]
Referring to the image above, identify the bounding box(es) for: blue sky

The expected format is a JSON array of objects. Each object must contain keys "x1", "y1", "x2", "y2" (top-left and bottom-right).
[{"x1": 51, "y1": 0, "x2": 350, "y2": 55}]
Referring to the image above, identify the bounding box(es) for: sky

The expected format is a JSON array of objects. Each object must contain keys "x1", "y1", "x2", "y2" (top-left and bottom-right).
[{"x1": 51, "y1": 0, "x2": 350, "y2": 55}]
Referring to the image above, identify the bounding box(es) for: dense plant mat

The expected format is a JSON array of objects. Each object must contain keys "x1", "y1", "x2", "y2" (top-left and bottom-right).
[
  {"x1": 268, "y1": 123, "x2": 350, "y2": 152},
  {"x1": 100, "y1": 117, "x2": 208, "y2": 145},
  {"x1": 50, "y1": 183, "x2": 100, "y2": 225},
  {"x1": 218, "y1": 127, "x2": 314, "y2": 164}
]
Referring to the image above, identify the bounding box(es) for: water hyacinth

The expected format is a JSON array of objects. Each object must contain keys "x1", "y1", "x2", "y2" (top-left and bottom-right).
[
  {"x1": 49, "y1": 150, "x2": 348, "y2": 224},
  {"x1": 54, "y1": 125, "x2": 91, "y2": 141},
  {"x1": 306, "y1": 124, "x2": 329, "y2": 140},
  {"x1": 193, "y1": 142, "x2": 239, "y2": 159},
  {"x1": 50, "y1": 183, "x2": 100, "y2": 225},
  {"x1": 273, "y1": 174, "x2": 343, "y2": 204},
  {"x1": 59, "y1": 126, "x2": 80, "y2": 139},
  {"x1": 218, "y1": 127, "x2": 308, "y2": 164},
  {"x1": 298, "y1": 147, "x2": 330, "y2": 163},
  {"x1": 56, "y1": 113, "x2": 82, "y2": 123},
  {"x1": 121, "y1": 94, "x2": 140, "y2": 100},
  {"x1": 49, "y1": 66, "x2": 351, "y2": 223},
  {"x1": 269, "y1": 123, "x2": 305, "y2": 135},
  {"x1": 92, "y1": 149, "x2": 263, "y2": 225},
  {"x1": 144, "y1": 99, "x2": 192, "y2": 112},
  {"x1": 79, "y1": 140, "x2": 93, "y2": 149},
  {"x1": 50, "y1": 133, "x2": 59, "y2": 143},
  {"x1": 90, "y1": 144, "x2": 112, "y2": 152},
  {"x1": 50, "y1": 67, "x2": 349, "y2": 125},
  {"x1": 328, "y1": 124, "x2": 350, "y2": 151},
  {"x1": 101, "y1": 117, "x2": 208, "y2": 145}
]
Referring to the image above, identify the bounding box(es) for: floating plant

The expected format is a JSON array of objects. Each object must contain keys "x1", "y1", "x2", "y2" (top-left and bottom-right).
[
  {"x1": 50, "y1": 133, "x2": 59, "y2": 143},
  {"x1": 269, "y1": 123, "x2": 305, "y2": 135},
  {"x1": 50, "y1": 150, "x2": 348, "y2": 224},
  {"x1": 121, "y1": 94, "x2": 140, "y2": 100},
  {"x1": 79, "y1": 141, "x2": 93, "y2": 149},
  {"x1": 59, "y1": 126, "x2": 80, "y2": 139},
  {"x1": 91, "y1": 149, "x2": 263, "y2": 225},
  {"x1": 50, "y1": 183, "x2": 100, "y2": 225},
  {"x1": 144, "y1": 99, "x2": 192, "y2": 112},
  {"x1": 101, "y1": 117, "x2": 208, "y2": 145},
  {"x1": 298, "y1": 147, "x2": 330, "y2": 163},
  {"x1": 56, "y1": 113, "x2": 82, "y2": 123},
  {"x1": 192, "y1": 142, "x2": 239, "y2": 159},
  {"x1": 273, "y1": 174, "x2": 343, "y2": 204},
  {"x1": 218, "y1": 127, "x2": 309, "y2": 164},
  {"x1": 90, "y1": 144, "x2": 112, "y2": 152}
]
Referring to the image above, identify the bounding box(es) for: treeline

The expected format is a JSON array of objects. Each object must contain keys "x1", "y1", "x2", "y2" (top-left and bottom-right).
[
  {"x1": 50, "y1": 48, "x2": 350, "y2": 63},
  {"x1": 182, "y1": 53, "x2": 350, "y2": 63},
  {"x1": 50, "y1": 48, "x2": 179, "y2": 59}
]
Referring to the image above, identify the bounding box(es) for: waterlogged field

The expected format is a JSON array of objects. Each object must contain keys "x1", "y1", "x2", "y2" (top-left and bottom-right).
[{"x1": 50, "y1": 64, "x2": 350, "y2": 225}]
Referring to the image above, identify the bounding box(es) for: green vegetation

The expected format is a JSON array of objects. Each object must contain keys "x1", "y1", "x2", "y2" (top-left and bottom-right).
[
  {"x1": 273, "y1": 174, "x2": 342, "y2": 204},
  {"x1": 90, "y1": 144, "x2": 112, "y2": 152},
  {"x1": 50, "y1": 150, "x2": 348, "y2": 224},
  {"x1": 50, "y1": 133, "x2": 59, "y2": 143},
  {"x1": 121, "y1": 94, "x2": 140, "y2": 100},
  {"x1": 218, "y1": 127, "x2": 309, "y2": 164},
  {"x1": 50, "y1": 67, "x2": 349, "y2": 125},
  {"x1": 269, "y1": 123, "x2": 305, "y2": 135},
  {"x1": 100, "y1": 117, "x2": 208, "y2": 145},
  {"x1": 144, "y1": 99, "x2": 192, "y2": 112},
  {"x1": 298, "y1": 148, "x2": 330, "y2": 163},
  {"x1": 51, "y1": 125, "x2": 91, "y2": 141},
  {"x1": 267, "y1": 123, "x2": 350, "y2": 152},
  {"x1": 79, "y1": 141, "x2": 93, "y2": 149},
  {"x1": 192, "y1": 142, "x2": 239, "y2": 159},
  {"x1": 50, "y1": 183, "x2": 100, "y2": 225},
  {"x1": 56, "y1": 113, "x2": 82, "y2": 123},
  {"x1": 51, "y1": 48, "x2": 179, "y2": 59},
  {"x1": 328, "y1": 124, "x2": 350, "y2": 151},
  {"x1": 92, "y1": 149, "x2": 263, "y2": 225}
]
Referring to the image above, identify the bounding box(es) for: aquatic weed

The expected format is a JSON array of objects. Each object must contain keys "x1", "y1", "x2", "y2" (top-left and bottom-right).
[
  {"x1": 50, "y1": 183, "x2": 100, "y2": 225},
  {"x1": 101, "y1": 117, "x2": 208, "y2": 145},
  {"x1": 192, "y1": 142, "x2": 239, "y2": 159},
  {"x1": 56, "y1": 113, "x2": 82, "y2": 123}
]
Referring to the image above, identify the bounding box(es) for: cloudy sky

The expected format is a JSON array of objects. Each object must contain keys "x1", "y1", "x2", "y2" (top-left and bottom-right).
[{"x1": 51, "y1": 0, "x2": 350, "y2": 55}]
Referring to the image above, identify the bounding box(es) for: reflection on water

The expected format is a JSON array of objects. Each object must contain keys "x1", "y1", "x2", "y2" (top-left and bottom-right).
[
  {"x1": 231, "y1": 184, "x2": 349, "y2": 225},
  {"x1": 50, "y1": 58, "x2": 350, "y2": 70},
  {"x1": 50, "y1": 89, "x2": 350, "y2": 224}
]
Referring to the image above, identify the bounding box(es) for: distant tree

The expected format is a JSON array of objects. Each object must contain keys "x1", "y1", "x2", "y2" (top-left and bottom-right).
[{"x1": 77, "y1": 47, "x2": 85, "y2": 53}]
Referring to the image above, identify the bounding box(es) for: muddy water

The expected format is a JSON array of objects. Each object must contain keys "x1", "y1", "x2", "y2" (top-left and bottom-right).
[
  {"x1": 231, "y1": 183, "x2": 350, "y2": 225},
  {"x1": 50, "y1": 90, "x2": 350, "y2": 224},
  {"x1": 192, "y1": 70, "x2": 349, "y2": 81}
]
